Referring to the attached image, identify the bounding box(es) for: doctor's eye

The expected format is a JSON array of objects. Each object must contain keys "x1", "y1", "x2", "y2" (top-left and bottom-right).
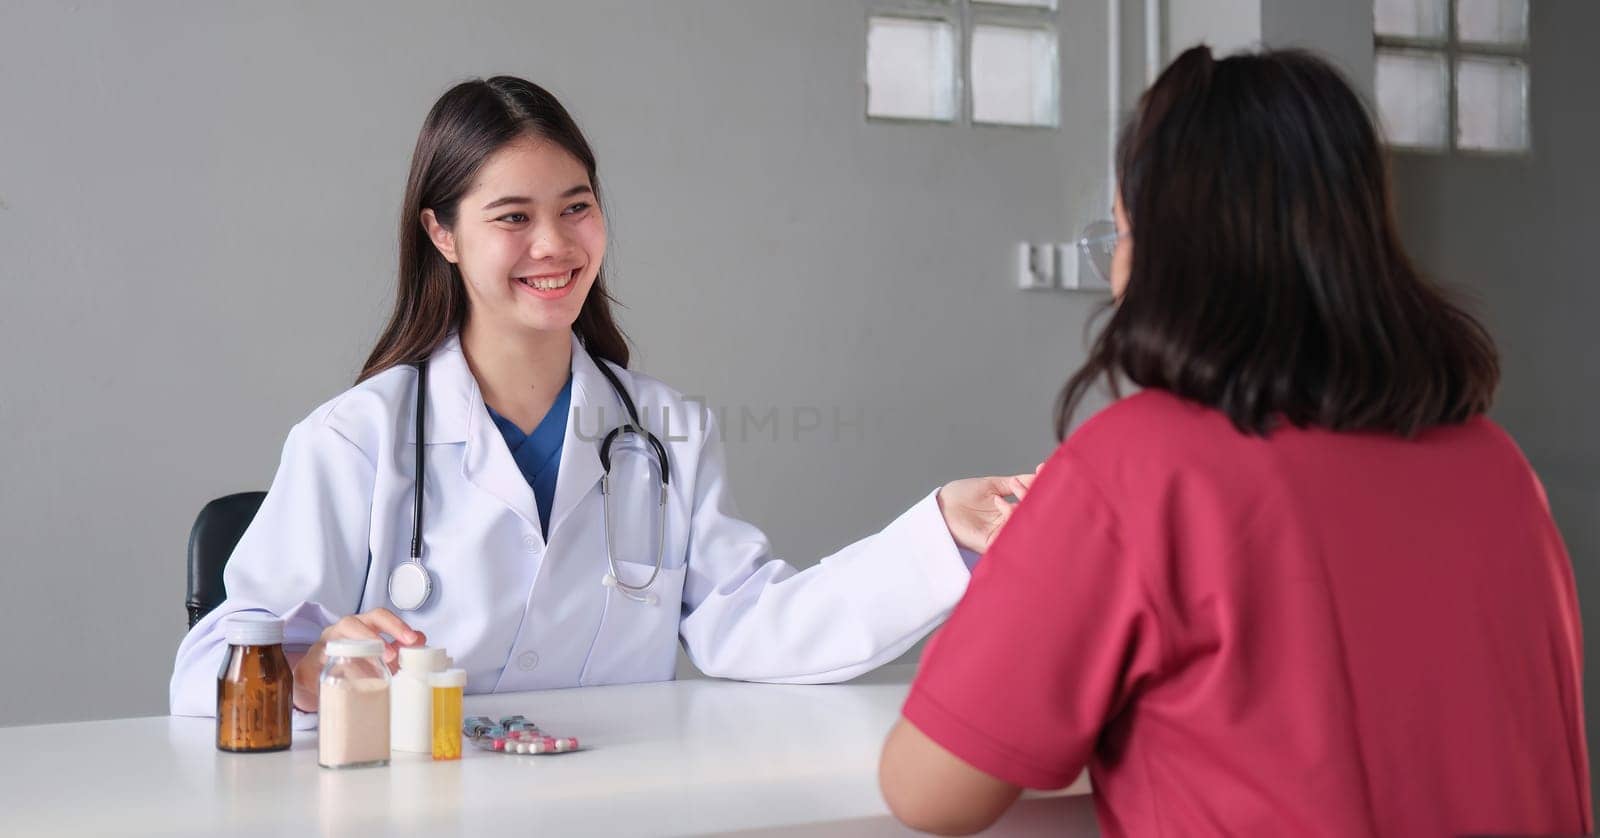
[
  {"x1": 496, "y1": 212, "x2": 529, "y2": 224},
  {"x1": 561, "y1": 202, "x2": 592, "y2": 217}
]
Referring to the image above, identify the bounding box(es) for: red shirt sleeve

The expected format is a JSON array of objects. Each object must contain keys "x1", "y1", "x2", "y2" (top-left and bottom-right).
[{"x1": 902, "y1": 445, "x2": 1167, "y2": 790}]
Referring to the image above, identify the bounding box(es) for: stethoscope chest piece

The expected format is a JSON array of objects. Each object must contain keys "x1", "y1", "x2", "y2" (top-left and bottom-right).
[{"x1": 389, "y1": 559, "x2": 433, "y2": 612}]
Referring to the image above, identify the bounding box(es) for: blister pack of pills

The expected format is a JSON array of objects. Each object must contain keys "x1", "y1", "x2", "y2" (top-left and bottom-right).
[{"x1": 462, "y1": 715, "x2": 582, "y2": 755}]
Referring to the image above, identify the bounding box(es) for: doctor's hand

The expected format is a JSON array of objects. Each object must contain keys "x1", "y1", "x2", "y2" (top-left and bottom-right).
[
  {"x1": 289, "y1": 608, "x2": 426, "y2": 713},
  {"x1": 936, "y1": 469, "x2": 1038, "y2": 555}
]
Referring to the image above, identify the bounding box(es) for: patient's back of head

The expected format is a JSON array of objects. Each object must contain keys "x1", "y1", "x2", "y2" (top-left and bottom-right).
[{"x1": 1059, "y1": 46, "x2": 1498, "y2": 440}]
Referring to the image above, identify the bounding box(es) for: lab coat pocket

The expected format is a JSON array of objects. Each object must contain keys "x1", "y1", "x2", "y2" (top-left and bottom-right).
[{"x1": 578, "y1": 560, "x2": 687, "y2": 687}]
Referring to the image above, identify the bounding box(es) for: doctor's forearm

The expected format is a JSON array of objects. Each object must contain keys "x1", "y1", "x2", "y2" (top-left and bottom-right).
[{"x1": 682, "y1": 492, "x2": 971, "y2": 682}]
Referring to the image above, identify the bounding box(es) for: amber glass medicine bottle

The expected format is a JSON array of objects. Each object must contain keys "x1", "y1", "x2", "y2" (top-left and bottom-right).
[{"x1": 216, "y1": 614, "x2": 294, "y2": 752}]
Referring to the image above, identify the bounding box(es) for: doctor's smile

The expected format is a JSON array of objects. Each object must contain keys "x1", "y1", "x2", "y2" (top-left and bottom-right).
[{"x1": 514, "y1": 270, "x2": 577, "y2": 297}]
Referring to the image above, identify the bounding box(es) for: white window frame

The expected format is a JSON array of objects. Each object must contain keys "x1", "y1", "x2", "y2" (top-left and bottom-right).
[
  {"x1": 1375, "y1": 1, "x2": 1532, "y2": 156},
  {"x1": 867, "y1": 0, "x2": 1061, "y2": 128}
]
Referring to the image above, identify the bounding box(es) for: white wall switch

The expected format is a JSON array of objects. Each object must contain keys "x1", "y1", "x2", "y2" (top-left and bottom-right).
[
  {"x1": 1016, "y1": 241, "x2": 1056, "y2": 290},
  {"x1": 1053, "y1": 243, "x2": 1078, "y2": 289}
]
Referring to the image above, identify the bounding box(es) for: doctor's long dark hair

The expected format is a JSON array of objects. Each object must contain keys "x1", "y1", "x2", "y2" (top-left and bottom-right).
[
  {"x1": 1055, "y1": 46, "x2": 1498, "y2": 439},
  {"x1": 359, "y1": 76, "x2": 629, "y2": 382}
]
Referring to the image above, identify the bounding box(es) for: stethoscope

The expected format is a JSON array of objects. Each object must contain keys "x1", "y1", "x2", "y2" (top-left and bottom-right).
[{"x1": 386, "y1": 345, "x2": 672, "y2": 612}]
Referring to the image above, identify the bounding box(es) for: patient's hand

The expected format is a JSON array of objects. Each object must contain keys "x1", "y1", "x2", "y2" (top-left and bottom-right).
[{"x1": 936, "y1": 469, "x2": 1037, "y2": 554}]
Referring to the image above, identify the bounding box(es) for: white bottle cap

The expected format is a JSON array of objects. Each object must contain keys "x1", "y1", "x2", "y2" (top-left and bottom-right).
[
  {"x1": 397, "y1": 646, "x2": 448, "y2": 672},
  {"x1": 224, "y1": 614, "x2": 284, "y2": 646},
  {"x1": 428, "y1": 668, "x2": 467, "y2": 688},
  {"x1": 324, "y1": 638, "x2": 385, "y2": 659}
]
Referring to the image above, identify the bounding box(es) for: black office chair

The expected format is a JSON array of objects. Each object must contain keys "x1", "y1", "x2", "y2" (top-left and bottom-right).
[{"x1": 186, "y1": 491, "x2": 267, "y2": 627}]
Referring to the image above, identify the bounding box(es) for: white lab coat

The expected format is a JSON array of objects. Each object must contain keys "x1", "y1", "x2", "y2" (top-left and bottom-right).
[{"x1": 171, "y1": 333, "x2": 973, "y2": 721}]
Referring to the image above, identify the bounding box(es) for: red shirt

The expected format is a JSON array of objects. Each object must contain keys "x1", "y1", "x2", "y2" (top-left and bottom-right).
[{"x1": 904, "y1": 390, "x2": 1590, "y2": 837}]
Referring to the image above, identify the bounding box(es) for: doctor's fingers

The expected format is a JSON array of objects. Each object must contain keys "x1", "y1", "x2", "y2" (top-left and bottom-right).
[
  {"x1": 315, "y1": 617, "x2": 395, "y2": 668},
  {"x1": 351, "y1": 608, "x2": 425, "y2": 647},
  {"x1": 322, "y1": 615, "x2": 421, "y2": 669},
  {"x1": 322, "y1": 615, "x2": 385, "y2": 647},
  {"x1": 978, "y1": 495, "x2": 1017, "y2": 551},
  {"x1": 1006, "y1": 473, "x2": 1035, "y2": 501},
  {"x1": 355, "y1": 609, "x2": 427, "y2": 670}
]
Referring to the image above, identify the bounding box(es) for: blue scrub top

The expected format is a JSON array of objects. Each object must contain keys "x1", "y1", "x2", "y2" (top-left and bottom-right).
[{"x1": 485, "y1": 376, "x2": 573, "y2": 538}]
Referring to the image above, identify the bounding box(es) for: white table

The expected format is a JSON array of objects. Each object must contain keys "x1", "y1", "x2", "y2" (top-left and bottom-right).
[{"x1": 0, "y1": 665, "x2": 1095, "y2": 836}]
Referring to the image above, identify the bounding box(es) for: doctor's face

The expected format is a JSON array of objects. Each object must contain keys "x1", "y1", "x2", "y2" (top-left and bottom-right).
[{"x1": 423, "y1": 136, "x2": 606, "y2": 336}]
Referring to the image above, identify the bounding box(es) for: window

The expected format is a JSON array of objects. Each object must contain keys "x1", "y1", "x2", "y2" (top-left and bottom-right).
[
  {"x1": 1374, "y1": 0, "x2": 1530, "y2": 153},
  {"x1": 866, "y1": 17, "x2": 958, "y2": 121},
  {"x1": 867, "y1": 0, "x2": 1060, "y2": 127}
]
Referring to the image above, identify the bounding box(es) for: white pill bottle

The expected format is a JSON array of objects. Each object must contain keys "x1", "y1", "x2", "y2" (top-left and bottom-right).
[{"x1": 391, "y1": 646, "x2": 449, "y2": 753}]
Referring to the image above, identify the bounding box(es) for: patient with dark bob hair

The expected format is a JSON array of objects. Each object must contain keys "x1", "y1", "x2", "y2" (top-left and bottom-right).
[{"x1": 880, "y1": 45, "x2": 1589, "y2": 837}]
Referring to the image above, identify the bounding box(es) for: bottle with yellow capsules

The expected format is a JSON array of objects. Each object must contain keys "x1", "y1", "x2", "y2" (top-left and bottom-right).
[{"x1": 429, "y1": 669, "x2": 467, "y2": 760}]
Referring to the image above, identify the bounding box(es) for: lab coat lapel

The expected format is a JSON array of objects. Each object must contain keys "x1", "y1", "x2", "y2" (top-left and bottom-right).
[
  {"x1": 445, "y1": 338, "x2": 543, "y2": 535},
  {"x1": 545, "y1": 333, "x2": 610, "y2": 541},
  {"x1": 419, "y1": 336, "x2": 471, "y2": 444}
]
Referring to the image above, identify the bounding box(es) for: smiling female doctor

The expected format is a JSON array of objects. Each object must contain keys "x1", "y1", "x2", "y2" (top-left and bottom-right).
[{"x1": 170, "y1": 76, "x2": 1030, "y2": 721}]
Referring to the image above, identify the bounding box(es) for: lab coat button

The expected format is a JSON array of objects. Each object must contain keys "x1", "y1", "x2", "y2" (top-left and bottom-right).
[
  {"x1": 522, "y1": 534, "x2": 539, "y2": 550},
  {"x1": 517, "y1": 651, "x2": 539, "y2": 671}
]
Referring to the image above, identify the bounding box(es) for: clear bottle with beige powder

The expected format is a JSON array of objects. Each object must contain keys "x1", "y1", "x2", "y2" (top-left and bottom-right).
[{"x1": 317, "y1": 638, "x2": 391, "y2": 769}]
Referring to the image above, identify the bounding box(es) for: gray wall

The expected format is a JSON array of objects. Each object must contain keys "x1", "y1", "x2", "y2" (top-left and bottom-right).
[
  {"x1": 1163, "y1": 0, "x2": 1372, "y2": 97},
  {"x1": 1387, "y1": 0, "x2": 1600, "y2": 800},
  {"x1": 1164, "y1": 0, "x2": 1262, "y2": 60},
  {"x1": 0, "y1": 1, "x2": 1112, "y2": 726},
  {"x1": 1260, "y1": 0, "x2": 1372, "y2": 95}
]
